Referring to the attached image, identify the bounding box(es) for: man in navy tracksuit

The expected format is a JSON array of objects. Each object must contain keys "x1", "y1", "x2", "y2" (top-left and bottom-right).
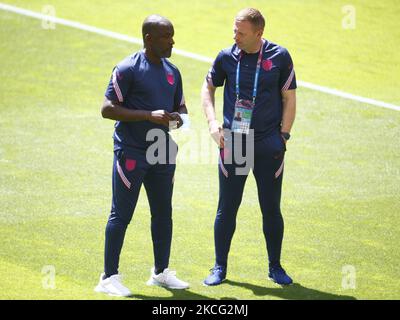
[
  {"x1": 94, "y1": 15, "x2": 189, "y2": 297},
  {"x1": 201, "y1": 8, "x2": 297, "y2": 286}
]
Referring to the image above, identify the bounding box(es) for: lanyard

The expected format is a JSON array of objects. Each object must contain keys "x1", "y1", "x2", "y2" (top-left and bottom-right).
[{"x1": 235, "y1": 39, "x2": 265, "y2": 103}]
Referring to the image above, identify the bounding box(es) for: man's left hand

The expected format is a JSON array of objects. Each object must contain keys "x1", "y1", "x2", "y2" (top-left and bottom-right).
[{"x1": 281, "y1": 134, "x2": 288, "y2": 145}]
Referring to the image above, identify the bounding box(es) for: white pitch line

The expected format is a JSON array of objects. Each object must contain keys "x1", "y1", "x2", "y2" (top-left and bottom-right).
[
  {"x1": 1, "y1": 2, "x2": 399, "y2": 112},
  {"x1": 298, "y1": 81, "x2": 400, "y2": 111}
]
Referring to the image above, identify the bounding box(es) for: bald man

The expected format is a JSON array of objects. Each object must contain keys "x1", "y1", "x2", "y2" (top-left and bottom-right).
[{"x1": 94, "y1": 15, "x2": 189, "y2": 297}]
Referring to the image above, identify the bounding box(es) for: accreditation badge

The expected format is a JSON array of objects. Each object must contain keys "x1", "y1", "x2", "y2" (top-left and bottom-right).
[{"x1": 231, "y1": 99, "x2": 254, "y2": 134}]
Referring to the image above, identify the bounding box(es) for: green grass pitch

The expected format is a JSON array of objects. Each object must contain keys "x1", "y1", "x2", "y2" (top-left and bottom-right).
[{"x1": 0, "y1": 0, "x2": 399, "y2": 299}]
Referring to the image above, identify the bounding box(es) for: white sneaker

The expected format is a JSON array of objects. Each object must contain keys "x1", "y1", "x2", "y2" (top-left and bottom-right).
[
  {"x1": 94, "y1": 273, "x2": 132, "y2": 297},
  {"x1": 146, "y1": 268, "x2": 189, "y2": 289}
]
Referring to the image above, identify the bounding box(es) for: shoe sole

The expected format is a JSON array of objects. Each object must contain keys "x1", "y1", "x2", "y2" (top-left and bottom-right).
[
  {"x1": 146, "y1": 279, "x2": 189, "y2": 290},
  {"x1": 202, "y1": 278, "x2": 226, "y2": 286},
  {"x1": 268, "y1": 277, "x2": 293, "y2": 286},
  {"x1": 94, "y1": 285, "x2": 132, "y2": 297}
]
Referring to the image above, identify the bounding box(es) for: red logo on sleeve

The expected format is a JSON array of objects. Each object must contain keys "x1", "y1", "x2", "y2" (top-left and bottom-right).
[{"x1": 167, "y1": 73, "x2": 175, "y2": 85}]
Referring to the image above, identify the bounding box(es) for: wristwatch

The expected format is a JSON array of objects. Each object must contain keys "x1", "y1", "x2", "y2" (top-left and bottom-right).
[{"x1": 281, "y1": 132, "x2": 291, "y2": 141}]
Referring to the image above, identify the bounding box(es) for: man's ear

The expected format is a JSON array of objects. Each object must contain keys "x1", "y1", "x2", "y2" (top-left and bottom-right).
[{"x1": 144, "y1": 33, "x2": 151, "y2": 45}]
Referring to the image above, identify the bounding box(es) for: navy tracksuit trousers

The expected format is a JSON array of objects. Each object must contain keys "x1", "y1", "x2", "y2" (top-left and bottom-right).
[
  {"x1": 104, "y1": 143, "x2": 176, "y2": 277},
  {"x1": 215, "y1": 131, "x2": 286, "y2": 269}
]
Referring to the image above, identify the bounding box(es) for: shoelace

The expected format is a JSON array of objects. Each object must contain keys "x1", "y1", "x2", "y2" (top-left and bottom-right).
[
  {"x1": 271, "y1": 267, "x2": 286, "y2": 275},
  {"x1": 110, "y1": 275, "x2": 128, "y2": 290},
  {"x1": 108, "y1": 274, "x2": 122, "y2": 281},
  {"x1": 162, "y1": 269, "x2": 177, "y2": 282},
  {"x1": 210, "y1": 266, "x2": 224, "y2": 274}
]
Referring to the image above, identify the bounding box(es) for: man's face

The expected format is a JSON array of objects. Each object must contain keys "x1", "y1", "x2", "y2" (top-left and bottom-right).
[
  {"x1": 233, "y1": 19, "x2": 262, "y2": 52},
  {"x1": 149, "y1": 23, "x2": 175, "y2": 58}
]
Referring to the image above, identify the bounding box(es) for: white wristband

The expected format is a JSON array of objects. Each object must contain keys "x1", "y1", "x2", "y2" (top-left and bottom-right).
[{"x1": 179, "y1": 113, "x2": 190, "y2": 129}]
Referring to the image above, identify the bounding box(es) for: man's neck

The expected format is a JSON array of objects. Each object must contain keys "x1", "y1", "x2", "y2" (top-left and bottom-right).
[
  {"x1": 144, "y1": 48, "x2": 162, "y2": 64},
  {"x1": 243, "y1": 38, "x2": 264, "y2": 54}
]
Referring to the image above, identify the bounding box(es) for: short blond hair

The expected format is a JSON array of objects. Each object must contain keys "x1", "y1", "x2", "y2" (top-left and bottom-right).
[{"x1": 235, "y1": 8, "x2": 265, "y2": 30}]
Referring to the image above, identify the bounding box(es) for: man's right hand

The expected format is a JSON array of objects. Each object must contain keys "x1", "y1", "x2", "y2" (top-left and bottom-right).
[
  {"x1": 209, "y1": 120, "x2": 224, "y2": 148},
  {"x1": 148, "y1": 110, "x2": 174, "y2": 127}
]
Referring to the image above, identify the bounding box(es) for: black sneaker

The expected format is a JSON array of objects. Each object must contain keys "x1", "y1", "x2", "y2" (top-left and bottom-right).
[{"x1": 203, "y1": 265, "x2": 227, "y2": 286}]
